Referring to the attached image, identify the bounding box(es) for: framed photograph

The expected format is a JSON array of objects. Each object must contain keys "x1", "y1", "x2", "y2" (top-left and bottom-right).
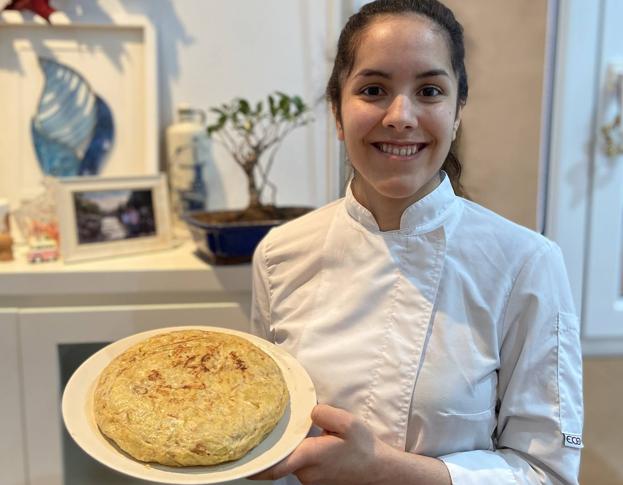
[
  {"x1": 0, "y1": 17, "x2": 158, "y2": 212},
  {"x1": 55, "y1": 175, "x2": 172, "y2": 263}
]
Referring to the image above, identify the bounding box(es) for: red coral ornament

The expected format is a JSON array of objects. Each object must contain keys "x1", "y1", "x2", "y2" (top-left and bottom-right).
[{"x1": 3, "y1": 0, "x2": 57, "y2": 22}]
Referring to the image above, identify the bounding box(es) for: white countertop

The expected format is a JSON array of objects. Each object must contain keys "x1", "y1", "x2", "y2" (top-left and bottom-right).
[{"x1": 0, "y1": 238, "x2": 252, "y2": 298}]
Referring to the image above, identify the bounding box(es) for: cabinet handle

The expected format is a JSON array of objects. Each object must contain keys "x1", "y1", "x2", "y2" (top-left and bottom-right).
[{"x1": 602, "y1": 64, "x2": 623, "y2": 157}]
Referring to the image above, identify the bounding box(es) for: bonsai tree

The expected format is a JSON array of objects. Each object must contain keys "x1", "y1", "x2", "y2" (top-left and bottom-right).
[{"x1": 206, "y1": 91, "x2": 313, "y2": 220}]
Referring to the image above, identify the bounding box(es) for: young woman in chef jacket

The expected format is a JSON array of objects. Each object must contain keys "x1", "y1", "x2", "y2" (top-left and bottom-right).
[{"x1": 250, "y1": 1, "x2": 584, "y2": 484}]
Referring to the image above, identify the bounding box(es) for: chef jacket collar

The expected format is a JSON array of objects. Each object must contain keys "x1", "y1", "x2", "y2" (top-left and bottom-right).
[{"x1": 344, "y1": 171, "x2": 457, "y2": 235}]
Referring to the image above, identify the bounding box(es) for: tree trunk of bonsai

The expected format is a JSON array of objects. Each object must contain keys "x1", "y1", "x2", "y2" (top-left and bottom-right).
[{"x1": 243, "y1": 156, "x2": 262, "y2": 209}]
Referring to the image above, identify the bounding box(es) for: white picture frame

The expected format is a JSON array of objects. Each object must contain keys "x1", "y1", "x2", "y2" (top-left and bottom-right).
[
  {"x1": 55, "y1": 174, "x2": 172, "y2": 263},
  {"x1": 0, "y1": 16, "x2": 158, "y2": 211}
]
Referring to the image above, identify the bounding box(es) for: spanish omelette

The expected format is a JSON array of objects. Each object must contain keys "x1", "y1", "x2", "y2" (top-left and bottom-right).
[{"x1": 93, "y1": 329, "x2": 289, "y2": 466}]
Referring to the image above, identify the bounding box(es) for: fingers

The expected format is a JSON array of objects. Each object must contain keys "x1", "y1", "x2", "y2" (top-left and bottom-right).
[
  {"x1": 248, "y1": 453, "x2": 302, "y2": 481},
  {"x1": 311, "y1": 403, "x2": 357, "y2": 437},
  {"x1": 250, "y1": 405, "x2": 360, "y2": 481}
]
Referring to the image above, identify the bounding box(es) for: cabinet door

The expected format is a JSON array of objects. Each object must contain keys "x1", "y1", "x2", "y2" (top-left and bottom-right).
[
  {"x1": 584, "y1": 0, "x2": 623, "y2": 341},
  {"x1": 0, "y1": 309, "x2": 27, "y2": 485},
  {"x1": 19, "y1": 302, "x2": 268, "y2": 485}
]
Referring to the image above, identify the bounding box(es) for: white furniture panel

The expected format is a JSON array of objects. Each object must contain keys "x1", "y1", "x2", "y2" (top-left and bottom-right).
[
  {"x1": 546, "y1": 0, "x2": 623, "y2": 353},
  {"x1": 0, "y1": 238, "x2": 260, "y2": 483},
  {"x1": 545, "y1": 0, "x2": 600, "y2": 319},
  {"x1": 581, "y1": 0, "x2": 623, "y2": 346},
  {"x1": 0, "y1": 309, "x2": 27, "y2": 485},
  {"x1": 20, "y1": 303, "x2": 250, "y2": 485},
  {"x1": 0, "y1": 241, "x2": 252, "y2": 304}
]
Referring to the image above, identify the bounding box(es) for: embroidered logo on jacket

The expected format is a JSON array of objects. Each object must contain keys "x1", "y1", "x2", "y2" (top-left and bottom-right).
[{"x1": 563, "y1": 433, "x2": 583, "y2": 449}]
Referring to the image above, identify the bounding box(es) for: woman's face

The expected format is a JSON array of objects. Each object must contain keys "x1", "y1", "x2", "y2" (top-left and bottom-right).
[{"x1": 337, "y1": 14, "x2": 462, "y2": 212}]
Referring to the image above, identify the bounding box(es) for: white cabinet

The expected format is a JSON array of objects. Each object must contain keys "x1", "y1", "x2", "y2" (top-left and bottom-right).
[
  {"x1": 546, "y1": 0, "x2": 623, "y2": 354},
  {"x1": 582, "y1": 0, "x2": 623, "y2": 341},
  {"x1": 22, "y1": 304, "x2": 249, "y2": 485},
  {"x1": 0, "y1": 242, "x2": 270, "y2": 485},
  {"x1": 0, "y1": 309, "x2": 27, "y2": 485}
]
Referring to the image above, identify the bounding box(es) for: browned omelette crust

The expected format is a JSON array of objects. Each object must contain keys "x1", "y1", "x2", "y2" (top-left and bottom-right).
[{"x1": 93, "y1": 330, "x2": 289, "y2": 466}]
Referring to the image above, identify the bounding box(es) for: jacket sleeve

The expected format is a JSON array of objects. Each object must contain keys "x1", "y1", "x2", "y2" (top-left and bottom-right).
[
  {"x1": 440, "y1": 241, "x2": 583, "y2": 485},
  {"x1": 250, "y1": 238, "x2": 273, "y2": 342}
]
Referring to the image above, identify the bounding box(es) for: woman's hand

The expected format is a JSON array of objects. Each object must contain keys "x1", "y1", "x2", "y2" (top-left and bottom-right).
[
  {"x1": 250, "y1": 403, "x2": 390, "y2": 485},
  {"x1": 250, "y1": 404, "x2": 452, "y2": 485}
]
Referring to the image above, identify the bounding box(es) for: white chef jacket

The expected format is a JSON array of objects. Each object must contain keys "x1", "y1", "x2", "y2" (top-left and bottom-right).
[{"x1": 250, "y1": 173, "x2": 583, "y2": 485}]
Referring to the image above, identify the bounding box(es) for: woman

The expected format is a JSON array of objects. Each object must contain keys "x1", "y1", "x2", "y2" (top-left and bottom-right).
[{"x1": 251, "y1": 1, "x2": 583, "y2": 484}]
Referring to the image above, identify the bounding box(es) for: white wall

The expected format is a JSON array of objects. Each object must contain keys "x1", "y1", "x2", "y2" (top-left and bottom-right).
[
  {"x1": 32, "y1": 0, "x2": 342, "y2": 210},
  {"x1": 4, "y1": 0, "x2": 552, "y2": 225},
  {"x1": 442, "y1": 0, "x2": 550, "y2": 231}
]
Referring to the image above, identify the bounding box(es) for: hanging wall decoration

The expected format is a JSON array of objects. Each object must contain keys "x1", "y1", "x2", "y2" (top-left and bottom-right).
[
  {"x1": 32, "y1": 57, "x2": 115, "y2": 177},
  {"x1": 0, "y1": 20, "x2": 158, "y2": 220},
  {"x1": 1, "y1": 0, "x2": 57, "y2": 23}
]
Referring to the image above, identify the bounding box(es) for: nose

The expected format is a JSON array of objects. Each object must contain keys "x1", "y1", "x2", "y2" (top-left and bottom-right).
[{"x1": 382, "y1": 95, "x2": 418, "y2": 131}]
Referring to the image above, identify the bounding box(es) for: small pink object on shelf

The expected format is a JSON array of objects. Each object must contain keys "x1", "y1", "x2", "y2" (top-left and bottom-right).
[
  {"x1": 26, "y1": 236, "x2": 59, "y2": 263},
  {"x1": 13, "y1": 178, "x2": 60, "y2": 261}
]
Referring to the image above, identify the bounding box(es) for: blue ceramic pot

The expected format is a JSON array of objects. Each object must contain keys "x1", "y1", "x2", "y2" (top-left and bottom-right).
[{"x1": 183, "y1": 207, "x2": 312, "y2": 264}]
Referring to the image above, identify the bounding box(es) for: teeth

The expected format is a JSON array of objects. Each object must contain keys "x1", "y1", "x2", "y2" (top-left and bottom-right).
[{"x1": 379, "y1": 143, "x2": 420, "y2": 156}]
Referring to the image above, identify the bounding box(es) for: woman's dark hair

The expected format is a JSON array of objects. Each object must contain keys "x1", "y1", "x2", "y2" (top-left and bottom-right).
[{"x1": 326, "y1": 0, "x2": 469, "y2": 196}]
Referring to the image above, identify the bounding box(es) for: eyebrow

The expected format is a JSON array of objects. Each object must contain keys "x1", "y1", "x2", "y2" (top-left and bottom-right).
[{"x1": 354, "y1": 68, "x2": 450, "y2": 80}]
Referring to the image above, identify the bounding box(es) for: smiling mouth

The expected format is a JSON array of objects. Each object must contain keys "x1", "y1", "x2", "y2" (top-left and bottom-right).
[{"x1": 372, "y1": 142, "x2": 427, "y2": 157}]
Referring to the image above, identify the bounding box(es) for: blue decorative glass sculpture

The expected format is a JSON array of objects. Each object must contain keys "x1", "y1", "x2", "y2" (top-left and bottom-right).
[{"x1": 31, "y1": 57, "x2": 114, "y2": 177}]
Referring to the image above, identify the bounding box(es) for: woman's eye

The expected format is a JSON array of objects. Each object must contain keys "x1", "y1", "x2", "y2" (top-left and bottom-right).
[
  {"x1": 419, "y1": 86, "x2": 442, "y2": 97},
  {"x1": 361, "y1": 86, "x2": 384, "y2": 97}
]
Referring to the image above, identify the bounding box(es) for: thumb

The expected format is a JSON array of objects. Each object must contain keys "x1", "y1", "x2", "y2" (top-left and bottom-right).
[{"x1": 310, "y1": 404, "x2": 357, "y2": 437}]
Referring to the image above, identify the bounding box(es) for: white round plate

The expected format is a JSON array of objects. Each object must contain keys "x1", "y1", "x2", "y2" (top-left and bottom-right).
[{"x1": 62, "y1": 325, "x2": 316, "y2": 484}]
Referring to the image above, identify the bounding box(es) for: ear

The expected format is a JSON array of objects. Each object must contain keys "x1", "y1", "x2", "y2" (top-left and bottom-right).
[
  {"x1": 333, "y1": 105, "x2": 345, "y2": 141},
  {"x1": 336, "y1": 120, "x2": 345, "y2": 141}
]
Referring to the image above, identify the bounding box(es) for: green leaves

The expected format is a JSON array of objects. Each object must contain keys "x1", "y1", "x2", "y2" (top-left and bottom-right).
[
  {"x1": 203, "y1": 92, "x2": 314, "y2": 207},
  {"x1": 205, "y1": 91, "x2": 311, "y2": 137},
  {"x1": 292, "y1": 96, "x2": 305, "y2": 116},
  {"x1": 207, "y1": 108, "x2": 228, "y2": 135},
  {"x1": 268, "y1": 95, "x2": 277, "y2": 117},
  {"x1": 238, "y1": 99, "x2": 250, "y2": 115},
  {"x1": 205, "y1": 91, "x2": 313, "y2": 199}
]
